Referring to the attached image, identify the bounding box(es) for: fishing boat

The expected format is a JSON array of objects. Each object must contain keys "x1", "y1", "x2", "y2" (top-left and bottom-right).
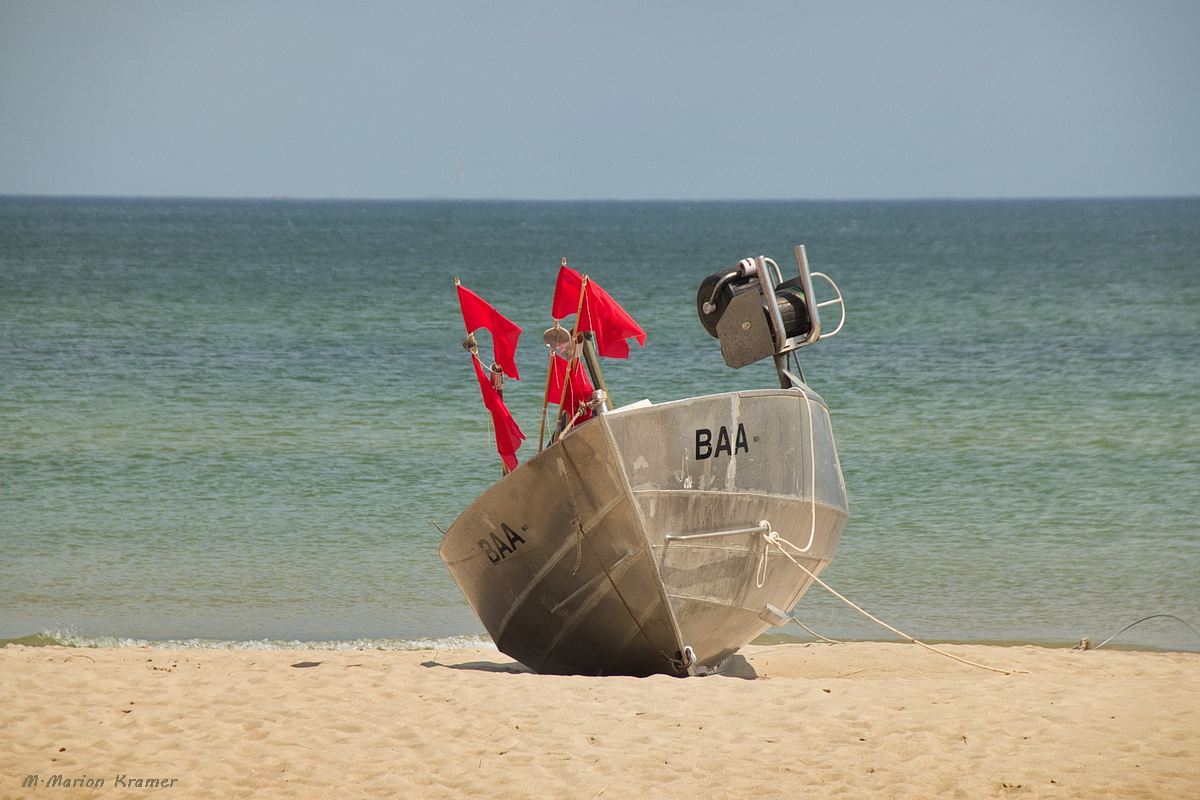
[{"x1": 440, "y1": 246, "x2": 848, "y2": 676}]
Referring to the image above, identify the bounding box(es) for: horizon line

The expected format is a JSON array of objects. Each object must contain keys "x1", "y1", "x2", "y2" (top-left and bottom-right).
[{"x1": 3, "y1": 192, "x2": 1199, "y2": 204}]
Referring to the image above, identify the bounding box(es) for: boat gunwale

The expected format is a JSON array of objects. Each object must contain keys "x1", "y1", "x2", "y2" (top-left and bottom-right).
[{"x1": 595, "y1": 384, "x2": 830, "y2": 422}]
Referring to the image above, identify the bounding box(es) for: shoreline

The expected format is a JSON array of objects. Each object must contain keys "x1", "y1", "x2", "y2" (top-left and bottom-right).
[
  {"x1": 4, "y1": 641, "x2": 1197, "y2": 798},
  {"x1": 7, "y1": 626, "x2": 1196, "y2": 655}
]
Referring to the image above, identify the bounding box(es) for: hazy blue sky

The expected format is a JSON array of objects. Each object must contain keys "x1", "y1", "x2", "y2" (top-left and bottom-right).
[{"x1": 2, "y1": 0, "x2": 1197, "y2": 199}]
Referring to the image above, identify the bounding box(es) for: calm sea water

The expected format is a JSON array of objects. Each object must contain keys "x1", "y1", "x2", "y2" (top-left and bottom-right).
[{"x1": 2, "y1": 196, "x2": 1198, "y2": 653}]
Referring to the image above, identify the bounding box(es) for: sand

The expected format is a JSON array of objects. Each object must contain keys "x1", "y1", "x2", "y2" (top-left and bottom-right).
[{"x1": 2, "y1": 641, "x2": 1197, "y2": 799}]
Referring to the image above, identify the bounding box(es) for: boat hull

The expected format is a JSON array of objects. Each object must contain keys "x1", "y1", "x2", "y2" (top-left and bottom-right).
[{"x1": 439, "y1": 386, "x2": 848, "y2": 676}]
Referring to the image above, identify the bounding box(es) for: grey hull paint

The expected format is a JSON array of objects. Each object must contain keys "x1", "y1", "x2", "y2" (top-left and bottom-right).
[{"x1": 440, "y1": 385, "x2": 848, "y2": 676}]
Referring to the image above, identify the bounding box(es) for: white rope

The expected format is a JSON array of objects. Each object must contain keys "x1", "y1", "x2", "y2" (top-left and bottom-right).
[
  {"x1": 788, "y1": 618, "x2": 843, "y2": 644},
  {"x1": 761, "y1": 529, "x2": 1019, "y2": 675},
  {"x1": 752, "y1": 520, "x2": 771, "y2": 589},
  {"x1": 752, "y1": 391, "x2": 817, "y2": 587}
]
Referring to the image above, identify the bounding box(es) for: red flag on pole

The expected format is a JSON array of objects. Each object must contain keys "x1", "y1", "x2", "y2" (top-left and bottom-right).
[
  {"x1": 544, "y1": 353, "x2": 596, "y2": 419},
  {"x1": 551, "y1": 265, "x2": 645, "y2": 359},
  {"x1": 457, "y1": 283, "x2": 522, "y2": 379},
  {"x1": 471, "y1": 357, "x2": 525, "y2": 471},
  {"x1": 551, "y1": 264, "x2": 586, "y2": 320}
]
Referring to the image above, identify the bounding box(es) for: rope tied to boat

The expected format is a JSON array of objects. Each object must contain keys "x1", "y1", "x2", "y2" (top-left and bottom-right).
[
  {"x1": 570, "y1": 516, "x2": 584, "y2": 576},
  {"x1": 757, "y1": 526, "x2": 1019, "y2": 676},
  {"x1": 754, "y1": 520, "x2": 774, "y2": 589}
]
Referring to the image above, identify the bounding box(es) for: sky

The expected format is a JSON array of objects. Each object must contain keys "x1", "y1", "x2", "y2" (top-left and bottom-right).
[{"x1": 1, "y1": 0, "x2": 1198, "y2": 200}]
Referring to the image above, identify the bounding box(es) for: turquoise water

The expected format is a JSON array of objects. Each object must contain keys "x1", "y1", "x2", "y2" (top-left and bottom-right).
[{"x1": 3, "y1": 197, "x2": 1198, "y2": 652}]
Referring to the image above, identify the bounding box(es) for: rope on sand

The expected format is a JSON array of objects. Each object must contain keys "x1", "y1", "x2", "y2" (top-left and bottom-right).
[{"x1": 761, "y1": 529, "x2": 1020, "y2": 675}]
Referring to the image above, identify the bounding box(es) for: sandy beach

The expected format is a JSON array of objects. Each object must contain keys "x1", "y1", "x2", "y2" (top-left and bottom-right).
[{"x1": 3, "y1": 642, "x2": 1196, "y2": 799}]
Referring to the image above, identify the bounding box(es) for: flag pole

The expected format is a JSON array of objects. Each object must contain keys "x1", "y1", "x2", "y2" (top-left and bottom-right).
[
  {"x1": 556, "y1": 274, "x2": 589, "y2": 424},
  {"x1": 463, "y1": 332, "x2": 509, "y2": 476},
  {"x1": 488, "y1": 359, "x2": 509, "y2": 475},
  {"x1": 539, "y1": 264, "x2": 589, "y2": 448},
  {"x1": 538, "y1": 258, "x2": 588, "y2": 450},
  {"x1": 536, "y1": 333, "x2": 558, "y2": 452},
  {"x1": 579, "y1": 332, "x2": 611, "y2": 410},
  {"x1": 457, "y1": 276, "x2": 513, "y2": 475},
  {"x1": 537, "y1": 258, "x2": 569, "y2": 451}
]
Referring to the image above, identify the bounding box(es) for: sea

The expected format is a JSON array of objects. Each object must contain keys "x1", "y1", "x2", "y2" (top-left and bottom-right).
[{"x1": 2, "y1": 196, "x2": 1198, "y2": 654}]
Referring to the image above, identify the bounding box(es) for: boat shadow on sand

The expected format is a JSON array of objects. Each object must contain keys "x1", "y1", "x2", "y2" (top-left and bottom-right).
[{"x1": 419, "y1": 654, "x2": 759, "y2": 680}]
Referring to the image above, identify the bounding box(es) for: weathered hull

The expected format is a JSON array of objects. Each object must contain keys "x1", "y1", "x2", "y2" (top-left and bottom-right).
[{"x1": 439, "y1": 386, "x2": 848, "y2": 676}]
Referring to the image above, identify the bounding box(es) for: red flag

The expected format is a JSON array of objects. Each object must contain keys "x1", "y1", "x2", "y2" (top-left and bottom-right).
[
  {"x1": 551, "y1": 264, "x2": 586, "y2": 320},
  {"x1": 457, "y1": 283, "x2": 521, "y2": 379},
  {"x1": 551, "y1": 265, "x2": 646, "y2": 359},
  {"x1": 544, "y1": 354, "x2": 596, "y2": 419},
  {"x1": 472, "y1": 358, "x2": 525, "y2": 471}
]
